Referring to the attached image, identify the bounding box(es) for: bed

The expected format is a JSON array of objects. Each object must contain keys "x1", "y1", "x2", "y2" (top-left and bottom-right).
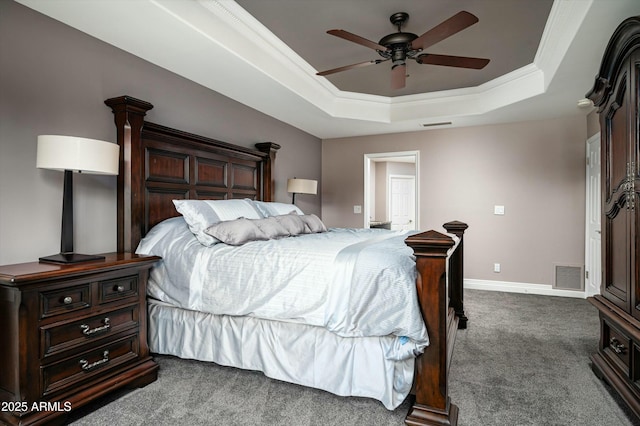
[{"x1": 105, "y1": 95, "x2": 468, "y2": 426}]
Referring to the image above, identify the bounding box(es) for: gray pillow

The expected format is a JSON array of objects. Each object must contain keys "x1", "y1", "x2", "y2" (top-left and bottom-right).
[
  {"x1": 274, "y1": 213, "x2": 307, "y2": 236},
  {"x1": 299, "y1": 214, "x2": 327, "y2": 233},
  {"x1": 253, "y1": 216, "x2": 291, "y2": 239},
  {"x1": 204, "y1": 218, "x2": 268, "y2": 246},
  {"x1": 173, "y1": 198, "x2": 262, "y2": 246}
]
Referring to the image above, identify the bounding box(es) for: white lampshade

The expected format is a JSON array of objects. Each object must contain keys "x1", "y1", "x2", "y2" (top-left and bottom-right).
[
  {"x1": 287, "y1": 178, "x2": 317, "y2": 195},
  {"x1": 36, "y1": 135, "x2": 119, "y2": 175}
]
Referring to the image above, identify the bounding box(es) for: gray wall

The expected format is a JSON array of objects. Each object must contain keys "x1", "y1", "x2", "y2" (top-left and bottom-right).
[
  {"x1": 322, "y1": 116, "x2": 588, "y2": 286},
  {"x1": 0, "y1": 1, "x2": 321, "y2": 265},
  {"x1": 587, "y1": 109, "x2": 600, "y2": 138}
]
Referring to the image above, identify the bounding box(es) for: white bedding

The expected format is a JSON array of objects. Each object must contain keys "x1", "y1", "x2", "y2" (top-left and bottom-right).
[
  {"x1": 136, "y1": 217, "x2": 429, "y2": 360},
  {"x1": 147, "y1": 299, "x2": 415, "y2": 410}
]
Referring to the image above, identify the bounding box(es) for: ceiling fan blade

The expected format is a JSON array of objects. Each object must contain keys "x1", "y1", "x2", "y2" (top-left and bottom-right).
[
  {"x1": 391, "y1": 64, "x2": 406, "y2": 90},
  {"x1": 411, "y1": 11, "x2": 479, "y2": 51},
  {"x1": 416, "y1": 54, "x2": 490, "y2": 69},
  {"x1": 316, "y1": 59, "x2": 386, "y2": 76},
  {"x1": 327, "y1": 29, "x2": 388, "y2": 51}
]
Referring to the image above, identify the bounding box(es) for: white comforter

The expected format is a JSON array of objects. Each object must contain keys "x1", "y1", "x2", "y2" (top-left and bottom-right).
[{"x1": 136, "y1": 217, "x2": 429, "y2": 360}]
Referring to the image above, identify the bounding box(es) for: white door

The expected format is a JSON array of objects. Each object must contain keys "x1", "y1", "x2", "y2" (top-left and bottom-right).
[
  {"x1": 585, "y1": 133, "x2": 601, "y2": 297},
  {"x1": 389, "y1": 175, "x2": 416, "y2": 230}
]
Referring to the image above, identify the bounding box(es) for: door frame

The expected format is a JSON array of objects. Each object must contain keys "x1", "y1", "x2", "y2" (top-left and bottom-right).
[
  {"x1": 364, "y1": 151, "x2": 419, "y2": 229},
  {"x1": 585, "y1": 132, "x2": 601, "y2": 297}
]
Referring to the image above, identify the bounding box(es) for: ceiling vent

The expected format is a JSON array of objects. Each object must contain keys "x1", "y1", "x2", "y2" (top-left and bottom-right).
[{"x1": 421, "y1": 122, "x2": 452, "y2": 128}]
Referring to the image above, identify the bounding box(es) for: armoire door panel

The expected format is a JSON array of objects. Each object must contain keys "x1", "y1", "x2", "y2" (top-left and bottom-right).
[
  {"x1": 634, "y1": 57, "x2": 640, "y2": 170},
  {"x1": 632, "y1": 57, "x2": 640, "y2": 320},
  {"x1": 601, "y1": 62, "x2": 631, "y2": 311},
  {"x1": 603, "y1": 76, "x2": 628, "y2": 204},
  {"x1": 604, "y1": 208, "x2": 630, "y2": 310}
]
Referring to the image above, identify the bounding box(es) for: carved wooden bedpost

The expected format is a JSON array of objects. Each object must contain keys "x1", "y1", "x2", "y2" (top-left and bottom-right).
[
  {"x1": 255, "y1": 142, "x2": 281, "y2": 202},
  {"x1": 104, "y1": 96, "x2": 154, "y2": 253},
  {"x1": 443, "y1": 221, "x2": 468, "y2": 329},
  {"x1": 405, "y1": 230, "x2": 459, "y2": 426}
]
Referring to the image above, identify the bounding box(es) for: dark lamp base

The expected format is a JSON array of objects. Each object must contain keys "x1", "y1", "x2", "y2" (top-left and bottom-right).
[{"x1": 39, "y1": 253, "x2": 106, "y2": 264}]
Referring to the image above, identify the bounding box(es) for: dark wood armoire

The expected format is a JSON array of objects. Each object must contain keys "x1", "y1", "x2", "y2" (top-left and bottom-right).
[{"x1": 587, "y1": 16, "x2": 640, "y2": 418}]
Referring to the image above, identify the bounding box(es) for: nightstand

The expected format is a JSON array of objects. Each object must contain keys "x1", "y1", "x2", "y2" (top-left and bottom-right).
[{"x1": 0, "y1": 252, "x2": 160, "y2": 425}]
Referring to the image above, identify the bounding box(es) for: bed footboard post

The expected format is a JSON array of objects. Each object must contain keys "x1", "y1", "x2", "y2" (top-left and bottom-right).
[
  {"x1": 405, "y1": 230, "x2": 458, "y2": 426},
  {"x1": 443, "y1": 221, "x2": 468, "y2": 329}
]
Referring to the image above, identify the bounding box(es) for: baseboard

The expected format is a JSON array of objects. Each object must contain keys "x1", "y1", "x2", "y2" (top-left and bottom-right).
[{"x1": 464, "y1": 279, "x2": 587, "y2": 299}]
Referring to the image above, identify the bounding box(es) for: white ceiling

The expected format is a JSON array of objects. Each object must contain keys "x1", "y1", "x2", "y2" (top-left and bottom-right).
[{"x1": 15, "y1": 0, "x2": 640, "y2": 139}]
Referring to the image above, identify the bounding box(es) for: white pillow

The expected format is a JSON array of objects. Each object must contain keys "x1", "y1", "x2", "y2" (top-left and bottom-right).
[
  {"x1": 253, "y1": 201, "x2": 303, "y2": 217},
  {"x1": 173, "y1": 199, "x2": 263, "y2": 246}
]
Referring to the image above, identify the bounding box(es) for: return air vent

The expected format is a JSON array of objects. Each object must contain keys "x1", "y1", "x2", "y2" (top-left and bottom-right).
[{"x1": 553, "y1": 264, "x2": 584, "y2": 291}]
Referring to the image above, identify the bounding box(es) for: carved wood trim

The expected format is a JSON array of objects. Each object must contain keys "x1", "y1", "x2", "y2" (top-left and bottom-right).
[
  {"x1": 105, "y1": 96, "x2": 279, "y2": 251},
  {"x1": 587, "y1": 16, "x2": 640, "y2": 109}
]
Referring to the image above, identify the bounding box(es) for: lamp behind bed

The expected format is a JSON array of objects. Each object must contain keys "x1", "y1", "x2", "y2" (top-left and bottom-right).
[{"x1": 287, "y1": 177, "x2": 317, "y2": 204}]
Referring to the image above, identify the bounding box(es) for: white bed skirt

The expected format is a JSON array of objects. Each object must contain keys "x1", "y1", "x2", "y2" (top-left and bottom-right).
[{"x1": 147, "y1": 299, "x2": 415, "y2": 410}]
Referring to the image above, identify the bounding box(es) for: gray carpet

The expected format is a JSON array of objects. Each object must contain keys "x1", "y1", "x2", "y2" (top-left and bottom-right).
[{"x1": 68, "y1": 290, "x2": 639, "y2": 425}]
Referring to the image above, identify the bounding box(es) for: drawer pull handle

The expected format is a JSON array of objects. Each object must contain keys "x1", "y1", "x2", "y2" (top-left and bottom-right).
[
  {"x1": 80, "y1": 350, "x2": 110, "y2": 372},
  {"x1": 610, "y1": 337, "x2": 627, "y2": 354},
  {"x1": 62, "y1": 296, "x2": 73, "y2": 305},
  {"x1": 80, "y1": 318, "x2": 111, "y2": 336},
  {"x1": 115, "y1": 285, "x2": 125, "y2": 293}
]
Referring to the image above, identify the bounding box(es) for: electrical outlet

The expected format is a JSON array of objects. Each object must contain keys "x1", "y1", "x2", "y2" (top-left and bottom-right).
[
  {"x1": 353, "y1": 205, "x2": 362, "y2": 214},
  {"x1": 494, "y1": 205, "x2": 505, "y2": 215},
  {"x1": 494, "y1": 263, "x2": 501, "y2": 273}
]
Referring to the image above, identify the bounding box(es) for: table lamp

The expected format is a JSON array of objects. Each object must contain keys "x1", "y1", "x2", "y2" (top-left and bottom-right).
[
  {"x1": 287, "y1": 178, "x2": 317, "y2": 204},
  {"x1": 36, "y1": 135, "x2": 119, "y2": 264}
]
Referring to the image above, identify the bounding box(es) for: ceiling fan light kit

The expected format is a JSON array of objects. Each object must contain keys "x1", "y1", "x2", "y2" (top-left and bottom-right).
[{"x1": 317, "y1": 11, "x2": 490, "y2": 90}]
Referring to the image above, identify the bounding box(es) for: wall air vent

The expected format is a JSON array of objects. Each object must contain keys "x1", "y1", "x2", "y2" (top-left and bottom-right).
[{"x1": 553, "y1": 264, "x2": 584, "y2": 291}]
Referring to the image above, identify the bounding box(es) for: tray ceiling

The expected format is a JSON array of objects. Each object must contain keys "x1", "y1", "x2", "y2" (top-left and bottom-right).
[{"x1": 14, "y1": 0, "x2": 640, "y2": 138}]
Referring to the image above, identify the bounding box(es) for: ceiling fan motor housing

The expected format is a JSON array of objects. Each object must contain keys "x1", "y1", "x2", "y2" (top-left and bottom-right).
[
  {"x1": 378, "y1": 12, "x2": 419, "y2": 65},
  {"x1": 378, "y1": 32, "x2": 418, "y2": 48}
]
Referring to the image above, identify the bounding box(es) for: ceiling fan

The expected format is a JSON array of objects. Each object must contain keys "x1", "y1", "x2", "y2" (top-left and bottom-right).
[{"x1": 316, "y1": 11, "x2": 490, "y2": 90}]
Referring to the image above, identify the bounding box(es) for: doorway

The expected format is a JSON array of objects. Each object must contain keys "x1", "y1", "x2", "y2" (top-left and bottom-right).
[
  {"x1": 364, "y1": 151, "x2": 419, "y2": 230},
  {"x1": 389, "y1": 175, "x2": 416, "y2": 230}
]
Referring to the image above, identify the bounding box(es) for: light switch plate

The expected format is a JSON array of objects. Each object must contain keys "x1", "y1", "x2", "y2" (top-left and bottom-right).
[
  {"x1": 354, "y1": 205, "x2": 362, "y2": 214},
  {"x1": 494, "y1": 205, "x2": 505, "y2": 215}
]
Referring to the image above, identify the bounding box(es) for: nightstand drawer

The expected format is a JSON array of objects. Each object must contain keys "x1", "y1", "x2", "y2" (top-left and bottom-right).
[
  {"x1": 41, "y1": 305, "x2": 140, "y2": 357},
  {"x1": 41, "y1": 333, "x2": 140, "y2": 397},
  {"x1": 603, "y1": 319, "x2": 630, "y2": 376},
  {"x1": 40, "y1": 284, "x2": 91, "y2": 318},
  {"x1": 99, "y1": 274, "x2": 138, "y2": 304}
]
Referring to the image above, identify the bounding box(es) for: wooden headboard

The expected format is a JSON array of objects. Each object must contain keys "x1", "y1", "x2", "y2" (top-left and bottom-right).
[{"x1": 105, "y1": 95, "x2": 280, "y2": 253}]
